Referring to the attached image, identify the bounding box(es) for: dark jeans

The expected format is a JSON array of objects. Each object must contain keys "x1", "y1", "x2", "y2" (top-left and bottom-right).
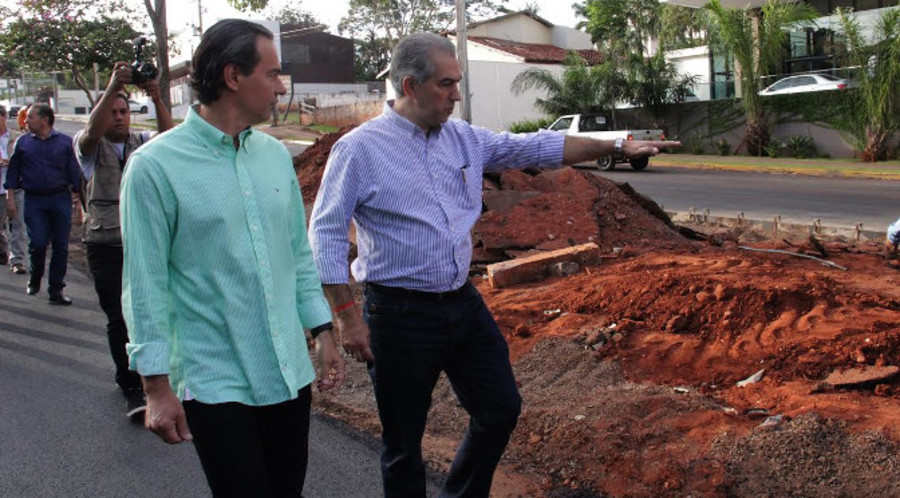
[
  {"x1": 183, "y1": 386, "x2": 312, "y2": 498},
  {"x1": 85, "y1": 244, "x2": 141, "y2": 391},
  {"x1": 364, "y1": 282, "x2": 522, "y2": 498},
  {"x1": 24, "y1": 191, "x2": 71, "y2": 292}
]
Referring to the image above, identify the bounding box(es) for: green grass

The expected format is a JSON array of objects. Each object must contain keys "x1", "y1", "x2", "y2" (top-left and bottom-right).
[
  {"x1": 307, "y1": 124, "x2": 340, "y2": 134},
  {"x1": 651, "y1": 154, "x2": 900, "y2": 179}
]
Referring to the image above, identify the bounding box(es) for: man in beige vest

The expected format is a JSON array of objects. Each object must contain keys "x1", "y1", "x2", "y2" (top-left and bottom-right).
[
  {"x1": 75, "y1": 62, "x2": 174, "y2": 419},
  {"x1": 0, "y1": 106, "x2": 27, "y2": 274}
]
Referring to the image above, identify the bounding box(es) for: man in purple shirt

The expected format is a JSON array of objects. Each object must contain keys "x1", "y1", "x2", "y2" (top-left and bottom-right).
[
  {"x1": 310, "y1": 32, "x2": 676, "y2": 497},
  {"x1": 4, "y1": 103, "x2": 82, "y2": 304}
]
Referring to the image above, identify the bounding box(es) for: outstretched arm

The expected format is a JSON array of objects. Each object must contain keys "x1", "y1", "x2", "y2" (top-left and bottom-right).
[{"x1": 562, "y1": 135, "x2": 681, "y2": 165}]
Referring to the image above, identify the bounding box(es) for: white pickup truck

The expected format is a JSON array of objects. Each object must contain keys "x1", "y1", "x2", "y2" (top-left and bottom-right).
[{"x1": 547, "y1": 114, "x2": 665, "y2": 171}]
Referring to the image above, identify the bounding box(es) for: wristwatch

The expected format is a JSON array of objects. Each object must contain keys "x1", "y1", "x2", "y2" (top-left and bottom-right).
[
  {"x1": 613, "y1": 137, "x2": 625, "y2": 155},
  {"x1": 309, "y1": 322, "x2": 333, "y2": 339}
]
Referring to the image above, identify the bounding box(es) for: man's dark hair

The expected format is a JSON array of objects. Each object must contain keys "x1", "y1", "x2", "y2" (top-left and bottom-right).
[
  {"x1": 32, "y1": 103, "x2": 54, "y2": 127},
  {"x1": 190, "y1": 19, "x2": 274, "y2": 105}
]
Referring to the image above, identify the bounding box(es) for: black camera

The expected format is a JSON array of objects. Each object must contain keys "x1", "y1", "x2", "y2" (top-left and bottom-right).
[{"x1": 130, "y1": 36, "x2": 158, "y2": 85}]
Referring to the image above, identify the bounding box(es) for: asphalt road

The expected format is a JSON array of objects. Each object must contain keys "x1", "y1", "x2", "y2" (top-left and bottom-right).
[
  {"x1": 0, "y1": 262, "x2": 440, "y2": 497},
  {"x1": 590, "y1": 164, "x2": 898, "y2": 230}
]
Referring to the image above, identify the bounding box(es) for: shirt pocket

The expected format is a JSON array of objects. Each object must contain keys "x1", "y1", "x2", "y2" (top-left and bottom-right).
[
  {"x1": 87, "y1": 200, "x2": 120, "y2": 230},
  {"x1": 452, "y1": 163, "x2": 478, "y2": 211}
]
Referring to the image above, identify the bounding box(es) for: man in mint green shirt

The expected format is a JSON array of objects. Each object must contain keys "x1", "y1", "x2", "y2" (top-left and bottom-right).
[{"x1": 120, "y1": 19, "x2": 344, "y2": 497}]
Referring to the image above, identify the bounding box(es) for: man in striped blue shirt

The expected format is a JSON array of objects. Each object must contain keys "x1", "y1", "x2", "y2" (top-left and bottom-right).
[
  {"x1": 310, "y1": 32, "x2": 676, "y2": 497},
  {"x1": 120, "y1": 20, "x2": 344, "y2": 497}
]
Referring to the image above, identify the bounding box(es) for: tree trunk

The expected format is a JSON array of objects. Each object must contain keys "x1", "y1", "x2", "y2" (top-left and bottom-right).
[
  {"x1": 145, "y1": 0, "x2": 172, "y2": 112},
  {"x1": 745, "y1": 115, "x2": 769, "y2": 157},
  {"x1": 72, "y1": 66, "x2": 96, "y2": 107},
  {"x1": 863, "y1": 126, "x2": 889, "y2": 162}
]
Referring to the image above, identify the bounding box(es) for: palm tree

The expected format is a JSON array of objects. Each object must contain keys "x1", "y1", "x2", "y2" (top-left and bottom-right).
[
  {"x1": 835, "y1": 7, "x2": 900, "y2": 162},
  {"x1": 627, "y1": 51, "x2": 700, "y2": 128},
  {"x1": 510, "y1": 52, "x2": 608, "y2": 118},
  {"x1": 705, "y1": 0, "x2": 817, "y2": 155}
]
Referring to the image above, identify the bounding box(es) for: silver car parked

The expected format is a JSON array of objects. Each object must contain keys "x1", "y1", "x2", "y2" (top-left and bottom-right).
[{"x1": 759, "y1": 74, "x2": 853, "y2": 96}]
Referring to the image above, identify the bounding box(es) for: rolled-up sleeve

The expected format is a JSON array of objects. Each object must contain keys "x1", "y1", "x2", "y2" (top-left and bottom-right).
[
  {"x1": 120, "y1": 152, "x2": 176, "y2": 375},
  {"x1": 472, "y1": 127, "x2": 566, "y2": 172},
  {"x1": 289, "y1": 175, "x2": 332, "y2": 329},
  {"x1": 72, "y1": 130, "x2": 98, "y2": 181},
  {"x1": 4, "y1": 140, "x2": 22, "y2": 190},
  {"x1": 309, "y1": 140, "x2": 363, "y2": 285}
]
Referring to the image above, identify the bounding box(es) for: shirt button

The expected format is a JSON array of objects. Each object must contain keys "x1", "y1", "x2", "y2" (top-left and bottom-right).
[
  {"x1": 251, "y1": 225, "x2": 258, "y2": 231},
  {"x1": 244, "y1": 191, "x2": 251, "y2": 196},
  {"x1": 281, "y1": 365, "x2": 287, "y2": 371}
]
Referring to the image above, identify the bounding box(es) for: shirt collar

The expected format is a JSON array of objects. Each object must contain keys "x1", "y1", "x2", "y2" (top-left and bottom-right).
[
  {"x1": 185, "y1": 105, "x2": 254, "y2": 153},
  {"x1": 29, "y1": 129, "x2": 60, "y2": 140},
  {"x1": 383, "y1": 100, "x2": 443, "y2": 139}
]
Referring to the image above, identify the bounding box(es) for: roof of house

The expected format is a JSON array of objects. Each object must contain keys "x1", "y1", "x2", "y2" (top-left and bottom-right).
[{"x1": 468, "y1": 36, "x2": 605, "y2": 65}]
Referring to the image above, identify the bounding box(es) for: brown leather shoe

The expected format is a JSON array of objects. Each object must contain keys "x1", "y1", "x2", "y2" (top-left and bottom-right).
[
  {"x1": 48, "y1": 291, "x2": 72, "y2": 305},
  {"x1": 10, "y1": 264, "x2": 28, "y2": 275}
]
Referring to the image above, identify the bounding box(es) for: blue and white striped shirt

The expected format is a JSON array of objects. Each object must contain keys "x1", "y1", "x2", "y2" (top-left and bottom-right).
[{"x1": 309, "y1": 101, "x2": 565, "y2": 293}]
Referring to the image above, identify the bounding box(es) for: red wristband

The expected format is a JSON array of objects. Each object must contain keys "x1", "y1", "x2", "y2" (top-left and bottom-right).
[{"x1": 333, "y1": 301, "x2": 356, "y2": 314}]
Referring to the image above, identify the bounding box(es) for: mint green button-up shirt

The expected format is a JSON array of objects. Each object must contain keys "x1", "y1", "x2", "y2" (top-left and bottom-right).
[{"x1": 121, "y1": 107, "x2": 331, "y2": 406}]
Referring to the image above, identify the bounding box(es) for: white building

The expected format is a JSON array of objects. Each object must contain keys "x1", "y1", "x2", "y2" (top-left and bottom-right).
[{"x1": 451, "y1": 11, "x2": 601, "y2": 131}]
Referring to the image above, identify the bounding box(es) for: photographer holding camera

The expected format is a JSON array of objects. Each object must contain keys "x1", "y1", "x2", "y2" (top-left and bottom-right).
[{"x1": 75, "y1": 59, "x2": 174, "y2": 419}]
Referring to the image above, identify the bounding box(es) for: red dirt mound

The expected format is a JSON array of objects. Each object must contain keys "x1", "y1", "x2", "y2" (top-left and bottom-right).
[
  {"x1": 475, "y1": 167, "x2": 696, "y2": 258},
  {"x1": 293, "y1": 126, "x2": 355, "y2": 202}
]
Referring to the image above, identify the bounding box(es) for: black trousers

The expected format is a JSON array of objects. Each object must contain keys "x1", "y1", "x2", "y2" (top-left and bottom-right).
[
  {"x1": 85, "y1": 244, "x2": 142, "y2": 391},
  {"x1": 183, "y1": 386, "x2": 312, "y2": 498},
  {"x1": 364, "y1": 282, "x2": 522, "y2": 498}
]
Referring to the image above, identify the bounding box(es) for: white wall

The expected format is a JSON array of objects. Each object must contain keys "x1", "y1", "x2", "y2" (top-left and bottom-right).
[
  {"x1": 550, "y1": 26, "x2": 593, "y2": 50},
  {"x1": 55, "y1": 89, "x2": 93, "y2": 114},
  {"x1": 814, "y1": 6, "x2": 899, "y2": 44},
  {"x1": 462, "y1": 39, "x2": 524, "y2": 63},
  {"x1": 666, "y1": 45, "x2": 711, "y2": 100},
  {"x1": 469, "y1": 15, "x2": 552, "y2": 44},
  {"x1": 454, "y1": 60, "x2": 565, "y2": 131}
]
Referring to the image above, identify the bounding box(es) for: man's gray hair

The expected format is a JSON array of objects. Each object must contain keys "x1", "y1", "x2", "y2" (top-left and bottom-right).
[{"x1": 390, "y1": 33, "x2": 456, "y2": 97}]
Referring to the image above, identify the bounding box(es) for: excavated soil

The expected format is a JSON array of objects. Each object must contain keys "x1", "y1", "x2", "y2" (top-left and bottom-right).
[{"x1": 298, "y1": 129, "x2": 900, "y2": 497}]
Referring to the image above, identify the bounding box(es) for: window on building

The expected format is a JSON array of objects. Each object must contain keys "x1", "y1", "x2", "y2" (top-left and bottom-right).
[{"x1": 283, "y1": 44, "x2": 310, "y2": 65}]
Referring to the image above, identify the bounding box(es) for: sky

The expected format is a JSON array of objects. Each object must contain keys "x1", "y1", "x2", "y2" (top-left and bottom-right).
[{"x1": 164, "y1": 0, "x2": 584, "y2": 38}]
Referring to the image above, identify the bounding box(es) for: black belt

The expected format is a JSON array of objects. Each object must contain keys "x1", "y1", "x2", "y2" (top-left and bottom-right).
[
  {"x1": 366, "y1": 281, "x2": 471, "y2": 301},
  {"x1": 25, "y1": 186, "x2": 69, "y2": 196}
]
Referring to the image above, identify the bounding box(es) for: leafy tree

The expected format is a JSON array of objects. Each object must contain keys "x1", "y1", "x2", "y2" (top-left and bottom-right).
[
  {"x1": 705, "y1": 0, "x2": 817, "y2": 155},
  {"x1": 510, "y1": 52, "x2": 609, "y2": 117},
  {"x1": 627, "y1": 51, "x2": 700, "y2": 127},
  {"x1": 339, "y1": 0, "x2": 507, "y2": 46},
  {"x1": 228, "y1": 0, "x2": 267, "y2": 11},
  {"x1": 0, "y1": 13, "x2": 142, "y2": 106},
  {"x1": 579, "y1": 0, "x2": 700, "y2": 129},
  {"x1": 336, "y1": 0, "x2": 506, "y2": 83},
  {"x1": 580, "y1": 0, "x2": 660, "y2": 58},
  {"x1": 353, "y1": 33, "x2": 392, "y2": 82},
  {"x1": 659, "y1": 4, "x2": 708, "y2": 51},
  {"x1": 268, "y1": 4, "x2": 325, "y2": 28},
  {"x1": 834, "y1": 8, "x2": 900, "y2": 161}
]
